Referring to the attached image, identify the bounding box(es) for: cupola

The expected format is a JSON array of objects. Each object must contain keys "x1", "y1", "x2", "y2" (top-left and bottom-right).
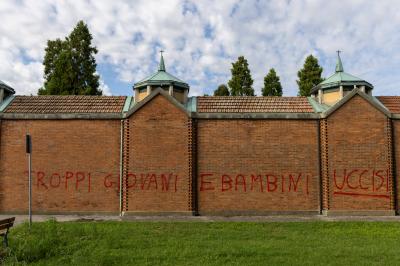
[
  {"x1": 133, "y1": 52, "x2": 189, "y2": 104},
  {"x1": 311, "y1": 52, "x2": 373, "y2": 105}
]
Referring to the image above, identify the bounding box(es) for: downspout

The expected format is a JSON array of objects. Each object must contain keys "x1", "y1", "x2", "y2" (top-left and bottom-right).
[
  {"x1": 390, "y1": 119, "x2": 398, "y2": 214},
  {"x1": 119, "y1": 119, "x2": 124, "y2": 216},
  {"x1": 317, "y1": 119, "x2": 323, "y2": 215},
  {"x1": 192, "y1": 118, "x2": 198, "y2": 216}
]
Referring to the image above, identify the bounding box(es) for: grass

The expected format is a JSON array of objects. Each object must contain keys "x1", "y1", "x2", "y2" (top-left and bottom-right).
[{"x1": 1, "y1": 220, "x2": 400, "y2": 265}]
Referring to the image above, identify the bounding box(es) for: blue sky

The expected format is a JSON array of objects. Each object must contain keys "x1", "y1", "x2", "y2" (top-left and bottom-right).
[{"x1": 0, "y1": 0, "x2": 400, "y2": 96}]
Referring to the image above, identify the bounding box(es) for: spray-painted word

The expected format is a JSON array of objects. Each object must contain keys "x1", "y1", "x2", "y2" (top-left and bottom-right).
[
  {"x1": 333, "y1": 169, "x2": 390, "y2": 199},
  {"x1": 25, "y1": 170, "x2": 93, "y2": 192},
  {"x1": 199, "y1": 172, "x2": 310, "y2": 194},
  {"x1": 25, "y1": 171, "x2": 179, "y2": 193},
  {"x1": 126, "y1": 173, "x2": 178, "y2": 192}
]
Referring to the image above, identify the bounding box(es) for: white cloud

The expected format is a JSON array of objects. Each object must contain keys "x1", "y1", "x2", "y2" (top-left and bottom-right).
[
  {"x1": 0, "y1": 0, "x2": 400, "y2": 96},
  {"x1": 99, "y1": 79, "x2": 112, "y2": 96}
]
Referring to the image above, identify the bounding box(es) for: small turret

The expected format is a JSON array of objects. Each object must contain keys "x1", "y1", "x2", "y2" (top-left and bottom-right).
[
  {"x1": 133, "y1": 51, "x2": 190, "y2": 104},
  {"x1": 311, "y1": 51, "x2": 373, "y2": 106}
]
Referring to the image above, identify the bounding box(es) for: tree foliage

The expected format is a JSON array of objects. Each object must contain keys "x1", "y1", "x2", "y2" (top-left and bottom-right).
[
  {"x1": 228, "y1": 56, "x2": 254, "y2": 96},
  {"x1": 213, "y1": 84, "x2": 230, "y2": 96},
  {"x1": 39, "y1": 21, "x2": 101, "y2": 95},
  {"x1": 262, "y1": 68, "x2": 282, "y2": 96},
  {"x1": 296, "y1": 55, "x2": 323, "y2": 96}
]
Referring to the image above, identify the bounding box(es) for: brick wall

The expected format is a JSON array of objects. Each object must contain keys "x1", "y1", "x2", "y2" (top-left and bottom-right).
[
  {"x1": 197, "y1": 119, "x2": 320, "y2": 214},
  {"x1": 0, "y1": 93, "x2": 398, "y2": 215},
  {"x1": 125, "y1": 95, "x2": 191, "y2": 213},
  {"x1": 326, "y1": 95, "x2": 392, "y2": 211},
  {"x1": 0, "y1": 120, "x2": 121, "y2": 213}
]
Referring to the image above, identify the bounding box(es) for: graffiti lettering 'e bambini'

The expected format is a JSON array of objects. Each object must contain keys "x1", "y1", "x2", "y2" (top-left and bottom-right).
[{"x1": 199, "y1": 173, "x2": 310, "y2": 194}]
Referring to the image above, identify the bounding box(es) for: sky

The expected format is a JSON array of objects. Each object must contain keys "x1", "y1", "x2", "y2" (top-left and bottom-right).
[{"x1": 0, "y1": 0, "x2": 400, "y2": 97}]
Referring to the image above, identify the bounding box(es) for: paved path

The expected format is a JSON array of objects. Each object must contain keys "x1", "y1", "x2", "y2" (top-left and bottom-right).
[{"x1": 2, "y1": 214, "x2": 400, "y2": 225}]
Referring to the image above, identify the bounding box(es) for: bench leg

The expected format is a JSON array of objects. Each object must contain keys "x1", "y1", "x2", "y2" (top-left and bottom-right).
[{"x1": 3, "y1": 233, "x2": 8, "y2": 248}]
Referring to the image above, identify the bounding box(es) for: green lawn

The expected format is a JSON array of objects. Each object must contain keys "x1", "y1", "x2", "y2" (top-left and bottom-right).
[{"x1": 1, "y1": 220, "x2": 400, "y2": 265}]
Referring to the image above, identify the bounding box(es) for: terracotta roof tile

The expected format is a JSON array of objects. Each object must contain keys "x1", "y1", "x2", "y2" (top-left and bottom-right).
[
  {"x1": 4, "y1": 96, "x2": 126, "y2": 113},
  {"x1": 376, "y1": 96, "x2": 400, "y2": 113},
  {"x1": 196, "y1": 96, "x2": 314, "y2": 113}
]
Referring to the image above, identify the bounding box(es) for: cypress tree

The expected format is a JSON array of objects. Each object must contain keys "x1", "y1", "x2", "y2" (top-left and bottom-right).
[
  {"x1": 228, "y1": 56, "x2": 255, "y2": 96},
  {"x1": 296, "y1": 55, "x2": 323, "y2": 96},
  {"x1": 262, "y1": 68, "x2": 283, "y2": 96}
]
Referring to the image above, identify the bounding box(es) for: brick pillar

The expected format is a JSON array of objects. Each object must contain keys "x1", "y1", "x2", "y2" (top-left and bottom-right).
[
  {"x1": 122, "y1": 119, "x2": 130, "y2": 213},
  {"x1": 387, "y1": 118, "x2": 397, "y2": 212},
  {"x1": 320, "y1": 119, "x2": 329, "y2": 213},
  {"x1": 187, "y1": 117, "x2": 197, "y2": 215}
]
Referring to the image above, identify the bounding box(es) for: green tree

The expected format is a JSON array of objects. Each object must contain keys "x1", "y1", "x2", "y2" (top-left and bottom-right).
[
  {"x1": 39, "y1": 21, "x2": 101, "y2": 95},
  {"x1": 262, "y1": 68, "x2": 283, "y2": 96},
  {"x1": 213, "y1": 84, "x2": 230, "y2": 96},
  {"x1": 296, "y1": 55, "x2": 323, "y2": 96},
  {"x1": 228, "y1": 56, "x2": 254, "y2": 96}
]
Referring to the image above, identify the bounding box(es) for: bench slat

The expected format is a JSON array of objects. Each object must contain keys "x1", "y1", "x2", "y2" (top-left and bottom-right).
[
  {"x1": 0, "y1": 223, "x2": 13, "y2": 231},
  {"x1": 0, "y1": 218, "x2": 15, "y2": 228},
  {"x1": 0, "y1": 222, "x2": 14, "y2": 227},
  {"x1": 0, "y1": 217, "x2": 15, "y2": 225}
]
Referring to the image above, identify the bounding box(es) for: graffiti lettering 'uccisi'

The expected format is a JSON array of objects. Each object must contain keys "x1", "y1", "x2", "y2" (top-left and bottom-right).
[{"x1": 332, "y1": 169, "x2": 390, "y2": 199}]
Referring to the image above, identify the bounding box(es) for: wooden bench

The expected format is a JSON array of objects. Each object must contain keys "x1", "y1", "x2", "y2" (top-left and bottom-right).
[{"x1": 0, "y1": 217, "x2": 15, "y2": 248}]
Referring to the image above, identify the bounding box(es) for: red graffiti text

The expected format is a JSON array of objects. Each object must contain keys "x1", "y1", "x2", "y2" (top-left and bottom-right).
[
  {"x1": 333, "y1": 169, "x2": 389, "y2": 199},
  {"x1": 200, "y1": 172, "x2": 310, "y2": 194},
  {"x1": 126, "y1": 173, "x2": 178, "y2": 192}
]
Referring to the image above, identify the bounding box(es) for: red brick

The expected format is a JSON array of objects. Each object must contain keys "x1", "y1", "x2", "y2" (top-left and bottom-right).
[
  {"x1": 125, "y1": 95, "x2": 191, "y2": 212},
  {"x1": 197, "y1": 119, "x2": 320, "y2": 213},
  {"x1": 326, "y1": 95, "x2": 391, "y2": 211},
  {"x1": 0, "y1": 120, "x2": 121, "y2": 213}
]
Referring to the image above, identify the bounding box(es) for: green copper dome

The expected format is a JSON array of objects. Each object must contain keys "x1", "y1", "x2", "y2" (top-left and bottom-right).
[
  {"x1": 311, "y1": 53, "x2": 372, "y2": 94},
  {"x1": 134, "y1": 53, "x2": 189, "y2": 90}
]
